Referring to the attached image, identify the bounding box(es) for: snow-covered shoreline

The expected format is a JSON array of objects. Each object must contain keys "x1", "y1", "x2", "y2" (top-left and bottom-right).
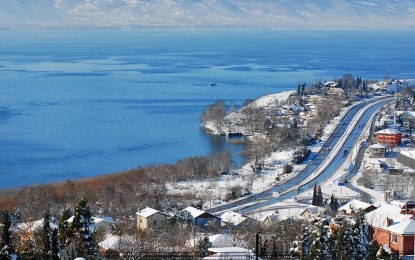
[{"x1": 202, "y1": 90, "x2": 296, "y2": 135}]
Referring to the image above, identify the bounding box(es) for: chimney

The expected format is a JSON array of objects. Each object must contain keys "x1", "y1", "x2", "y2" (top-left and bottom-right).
[{"x1": 386, "y1": 217, "x2": 392, "y2": 227}]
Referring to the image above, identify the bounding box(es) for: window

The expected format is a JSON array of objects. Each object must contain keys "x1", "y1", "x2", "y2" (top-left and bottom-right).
[
  {"x1": 154, "y1": 220, "x2": 157, "y2": 226},
  {"x1": 391, "y1": 234, "x2": 397, "y2": 243}
]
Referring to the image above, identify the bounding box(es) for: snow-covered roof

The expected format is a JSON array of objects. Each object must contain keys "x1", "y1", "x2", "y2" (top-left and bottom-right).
[
  {"x1": 208, "y1": 247, "x2": 251, "y2": 253},
  {"x1": 137, "y1": 207, "x2": 164, "y2": 218},
  {"x1": 209, "y1": 234, "x2": 230, "y2": 247},
  {"x1": 288, "y1": 105, "x2": 303, "y2": 112},
  {"x1": 332, "y1": 88, "x2": 344, "y2": 93},
  {"x1": 367, "y1": 158, "x2": 385, "y2": 165},
  {"x1": 258, "y1": 213, "x2": 288, "y2": 223},
  {"x1": 368, "y1": 143, "x2": 387, "y2": 149},
  {"x1": 18, "y1": 218, "x2": 58, "y2": 232},
  {"x1": 385, "y1": 219, "x2": 415, "y2": 235},
  {"x1": 66, "y1": 215, "x2": 115, "y2": 233},
  {"x1": 365, "y1": 203, "x2": 412, "y2": 229},
  {"x1": 203, "y1": 251, "x2": 255, "y2": 259},
  {"x1": 390, "y1": 200, "x2": 407, "y2": 208},
  {"x1": 375, "y1": 129, "x2": 401, "y2": 135},
  {"x1": 324, "y1": 81, "x2": 338, "y2": 87},
  {"x1": 182, "y1": 206, "x2": 206, "y2": 218},
  {"x1": 98, "y1": 234, "x2": 120, "y2": 250},
  {"x1": 94, "y1": 216, "x2": 115, "y2": 224},
  {"x1": 208, "y1": 234, "x2": 245, "y2": 248},
  {"x1": 220, "y1": 211, "x2": 249, "y2": 226},
  {"x1": 67, "y1": 215, "x2": 114, "y2": 224},
  {"x1": 338, "y1": 199, "x2": 373, "y2": 213},
  {"x1": 400, "y1": 150, "x2": 415, "y2": 160},
  {"x1": 300, "y1": 205, "x2": 325, "y2": 216}
]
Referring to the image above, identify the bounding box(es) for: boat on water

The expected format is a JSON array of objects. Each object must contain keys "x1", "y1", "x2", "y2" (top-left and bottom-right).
[{"x1": 210, "y1": 82, "x2": 216, "y2": 87}]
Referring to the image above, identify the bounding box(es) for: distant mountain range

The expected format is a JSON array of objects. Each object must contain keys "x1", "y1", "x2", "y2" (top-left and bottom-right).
[{"x1": 1, "y1": 0, "x2": 415, "y2": 29}]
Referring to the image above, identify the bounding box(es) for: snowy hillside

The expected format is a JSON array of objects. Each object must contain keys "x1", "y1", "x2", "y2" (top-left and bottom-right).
[{"x1": 1, "y1": 0, "x2": 415, "y2": 29}]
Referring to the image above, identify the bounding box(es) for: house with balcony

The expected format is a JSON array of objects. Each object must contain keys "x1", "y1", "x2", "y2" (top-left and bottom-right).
[
  {"x1": 367, "y1": 143, "x2": 387, "y2": 158},
  {"x1": 375, "y1": 129, "x2": 402, "y2": 147}
]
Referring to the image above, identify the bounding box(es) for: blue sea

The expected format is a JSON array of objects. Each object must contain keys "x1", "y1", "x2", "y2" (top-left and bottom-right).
[{"x1": 0, "y1": 29, "x2": 414, "y2": 189}]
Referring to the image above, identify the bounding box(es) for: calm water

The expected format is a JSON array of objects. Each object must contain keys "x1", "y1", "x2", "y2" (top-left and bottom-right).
[{"x1": 1, "y1": 29, "x2": 414, "y2": 189}]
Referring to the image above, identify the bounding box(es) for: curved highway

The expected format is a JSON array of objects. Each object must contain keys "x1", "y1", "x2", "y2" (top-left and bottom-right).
[{"x1": 209, "y1": 96, "x2": 393, "y2": 214}]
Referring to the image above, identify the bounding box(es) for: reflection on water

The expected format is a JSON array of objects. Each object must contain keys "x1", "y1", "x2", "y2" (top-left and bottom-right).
[{"x1": 201, "y1": 128, "x2": 246, "y2": 168}]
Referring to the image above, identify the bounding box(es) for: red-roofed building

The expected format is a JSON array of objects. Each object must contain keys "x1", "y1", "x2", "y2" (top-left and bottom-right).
[
  {"x1": 366, "y1": 203, "x2": 415, "y2": 257},
  {"x1": 375, "y1": 129, "x2": 402, "y2": 147}
]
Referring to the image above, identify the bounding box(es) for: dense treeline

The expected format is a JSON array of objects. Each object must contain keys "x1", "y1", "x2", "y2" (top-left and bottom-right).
[{"x1": 0, "y1": 150, "x2": 232, "y2": 222}]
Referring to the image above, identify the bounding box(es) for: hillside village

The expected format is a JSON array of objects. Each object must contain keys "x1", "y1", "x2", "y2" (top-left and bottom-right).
[{"x1": 2, "y1": 76, "x2": 415, "y2": 259}]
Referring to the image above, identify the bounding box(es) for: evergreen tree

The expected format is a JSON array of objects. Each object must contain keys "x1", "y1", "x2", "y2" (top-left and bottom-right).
[
  {"x1": 307, "y1": 218, "x2": 330, "y2": 259},
  {"x1": 328, "y1": 227, "x2": 340, "y2": 259},
  {"x1": 352, "y1": 211, "x2": 371, "y2": 259},
  {"x1": 172, "y1": 210, "x2": 193, "y2": 226},
  {"x1": 367, "y1": 240, "x2": 379, "y2": 260},
  {"x1": 317, "y1": 185, "x2": 324, "y2": 207},
  {"x1": 338, "y1": 222, "x2": 355, "y2": 259},
  {"x1": 72, "y1": 197, "x2": 96, "y2": 257},
  {"x1": 50, "y1": 229, "x2": 60, "y2": 260},
  {"x1": 312, "y1": 184, "x2": 318, "y2": 206},
  {"x1": 0, "y1": 211, "x2": 14, "y2": 259},
  {"x1": 301, "y1": 83, "x2": 306, "y2": 94},
  {"x1": 196, "y1": 236, "x2": 211, "y2": 257},
  {"x1": 42, "y1": 210, "x2": 52, "y2": 258},
  {"x1": 41, "y1": 209, "x2": 60, "y2": 259},
  {"x1": 299, "y1": 223, "x2": 311, "y2": 257},
  {"x1": 329, "y1": 194, "x2": 340, "y2": 212},
  {"x1": 59, "y1": 209, "x2": 71, "y2": 247},
  {"x1": 376, "y1": 246, "x2": 391, "y2": 260}
]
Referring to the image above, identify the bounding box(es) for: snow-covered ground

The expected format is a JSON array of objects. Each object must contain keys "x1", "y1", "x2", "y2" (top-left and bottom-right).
[
  {"x1": 295, "y1": 98, "x2": 390, "y2": 203},
  {"x1": 249, "y1": 201, "x2": 309, "y2": 220},
  {"x1": 166, "y1": 149, "x2": 301, "y2": 204},
  {"x1": 203, "y1": 90, "x2": 295, "y2": 135},
  {"x1": 169, "y1": 85, "x2": 398, "y2": 213},
  {"x1": 352, "y1": 143, "x2": 415, "y2": 203},
  {"x1": 171, "y1": 91, "x2": 350, "y2": 205},
  {"x1": 251, "y1": 90, "x2": 295, "y2": 108}
]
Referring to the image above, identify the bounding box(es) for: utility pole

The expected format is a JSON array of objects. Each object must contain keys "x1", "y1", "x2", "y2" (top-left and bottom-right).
[{"x1": 394, "y1": 93, "x2": 397, "y2": 129}]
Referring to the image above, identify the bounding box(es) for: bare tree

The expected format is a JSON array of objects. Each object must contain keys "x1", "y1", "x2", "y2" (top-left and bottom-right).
[
  {"x1": 241, "y1": 137, "x2": 271, "y2": 169},
  {"x1": 201, "y1": 100, "x2": 227, "y2": 132}
]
